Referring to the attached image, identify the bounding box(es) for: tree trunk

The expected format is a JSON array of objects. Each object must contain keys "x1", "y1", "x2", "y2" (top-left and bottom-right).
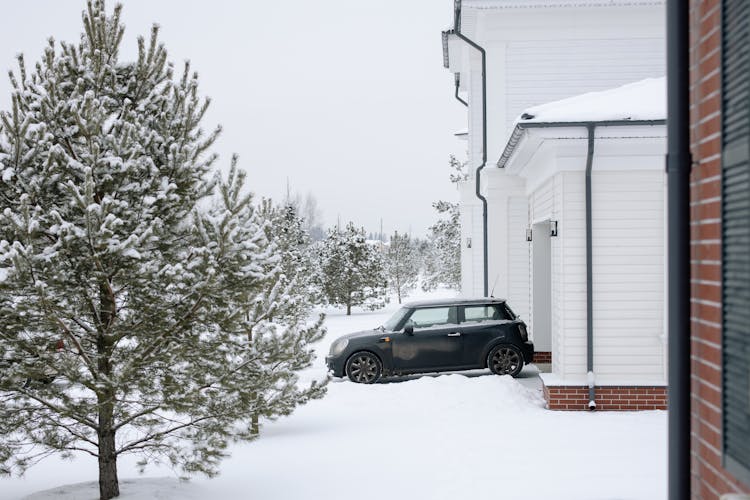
[
  {"x1": 97, "y1": 280, "x2": 119, "y2": 499},
  {"x1": 346, "y1": 302, "x2": 351, "y2": 316},
  {"x1": 98, "y1": 407, "x2": 119, "y2": 499}
]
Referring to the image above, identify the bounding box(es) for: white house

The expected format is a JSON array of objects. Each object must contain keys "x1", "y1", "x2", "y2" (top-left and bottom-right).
[{"x1": 441, "y1": 0, "x2": 668, "y2": 410}]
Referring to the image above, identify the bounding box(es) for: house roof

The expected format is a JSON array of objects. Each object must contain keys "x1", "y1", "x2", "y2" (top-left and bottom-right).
[
  {"x1": 497, "y1": 77, "x2": 666, "y2": 168},
  {"x1": 462, "y1": 0, "x2": 664, "y2": 9},
  {"x1": 517, "y1": 77, "x2": 666, "y2": 124}
]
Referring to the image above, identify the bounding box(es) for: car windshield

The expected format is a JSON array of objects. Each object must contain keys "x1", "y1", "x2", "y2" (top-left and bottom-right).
[{"x1": 381, "y1": 307, "x2": 410, "y2": 332}]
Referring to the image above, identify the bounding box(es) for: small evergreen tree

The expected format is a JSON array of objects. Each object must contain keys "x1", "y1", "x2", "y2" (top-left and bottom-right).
[
  {"x1": 0, "y1": 3, "x2": 325, "y2": 499},
  {"x1": 423, "y1": 201, "x2": 461, "y2": 291},
  {"x1": 385, "y1": 231, "x2": 419, "y2": 304},
  {"x1": 258, "y1": 199, "x2": 320, "y2": 312},
  {"x1": 317, "y1": 223, "x2": 387, "y2": 315}
]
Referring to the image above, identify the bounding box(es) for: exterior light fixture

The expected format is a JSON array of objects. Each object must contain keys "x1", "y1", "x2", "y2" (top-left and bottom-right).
[
  {"x1": 550, "y1": 220, "x2": 558, "y2": 237},
  {"x1": 526, "y1": 228, "x2": 532, "y2": 242},
  {"x1": 466, "y1": 237, "x2": 472, "y2": 248}
]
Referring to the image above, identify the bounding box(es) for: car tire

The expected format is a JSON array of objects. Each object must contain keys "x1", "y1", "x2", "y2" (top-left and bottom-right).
[
  {"x1": 487, "y1": 344, "x2": 524, "y2": 377},
  {"x1": 345, "y1": 351, "x2": 382, "y2": 384}
]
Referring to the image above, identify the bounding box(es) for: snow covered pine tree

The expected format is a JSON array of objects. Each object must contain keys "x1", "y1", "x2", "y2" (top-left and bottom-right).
[
  {"x1": 258, "y1": 200, "x2": 320, "y2": 315},
  {"x1": 317, "y1": 223, "x2": 387, "y2": 315},
  {"x1": 385, "y1": 231, "x2": 419, "y2": 304},
  {"x1": 0, "y1": 3, "x2": 325, "y2": 499},
  {"x1": 422, "y1": 201, "x2": 461, "y2": 291}
]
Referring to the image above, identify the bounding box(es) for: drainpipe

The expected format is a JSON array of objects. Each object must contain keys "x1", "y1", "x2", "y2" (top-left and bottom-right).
[
  {"x1": 666, "y1": 0, "x2": 690, "y2": 497},
  {"x1": 497, "y1": 119, "x2": 666, "y2": 410},
  {"x1": 454, "y1": 73, "x2": 468, "y2": 107},
  {"x1": 585, "y1": 124, "x2": 596, "y2": 410},
  {"x1": 452, "y1": 0, "x2": 489, "y2": 297}
]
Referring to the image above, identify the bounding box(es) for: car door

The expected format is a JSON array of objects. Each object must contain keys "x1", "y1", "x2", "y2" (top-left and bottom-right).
[
  {"x1": 392, "y1": 306, "x2": 463, "y2": 372},
  {"x1": 459, "y1": 304, "x2": 512, "y2": 367}
]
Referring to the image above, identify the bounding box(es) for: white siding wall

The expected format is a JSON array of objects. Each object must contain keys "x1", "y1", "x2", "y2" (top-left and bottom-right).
[
  {"x1": 507, "y1": 195, "x2": 529, "y2": 321},
  {"x1": 459, "y1": 182, "x2": 483, "y2": 297},
  {"x1": 557, "y1": 171, "x2": 588, "y2": 379},
  {"x1": 590, "y1": 170, "x2": 666, "y2": 381},
  {"x1": 551, "y1": 176, "x2": 565, "y2": 374},
  {"x1": 542, "y1": 170, "x2": 666, "y2": 382}
]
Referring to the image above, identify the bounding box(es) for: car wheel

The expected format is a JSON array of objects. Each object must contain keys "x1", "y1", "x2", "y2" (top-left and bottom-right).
[
  {"x1": 345, "y1": 352, "x2": 382, "y2": 384},
  {"x1": 488, "y1": 344, "x2": 523, "y2": 377}
]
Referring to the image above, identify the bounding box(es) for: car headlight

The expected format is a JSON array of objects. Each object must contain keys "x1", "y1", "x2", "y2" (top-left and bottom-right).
[{"x1": 329, "y1": 338, "x2": 349, "y2": 356}]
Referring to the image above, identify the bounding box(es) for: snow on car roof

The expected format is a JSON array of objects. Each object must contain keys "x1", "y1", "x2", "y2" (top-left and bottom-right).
[{"x1": 403, "y1": 297, "x2": 507, "y2": 308}]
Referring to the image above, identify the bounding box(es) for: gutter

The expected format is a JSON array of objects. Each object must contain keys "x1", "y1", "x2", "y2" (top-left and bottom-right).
[
  {"x1": 497, "y1": 118, "x2": 666, "y2": 410},
  {"x1": 666, "y1": 0, "x2": 690, "y2": 497},
  {"x1": 449, "y1": 0, "x2": 489, "y2": 297}
]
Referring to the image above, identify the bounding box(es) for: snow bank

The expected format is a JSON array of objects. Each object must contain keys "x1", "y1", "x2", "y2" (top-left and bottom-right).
[
  {"x1": 23, "y1": 478, "x2": 208, "y2": 500},
  {"x1": 4, "y1": 288, "x2": 667, "y2": 500}
]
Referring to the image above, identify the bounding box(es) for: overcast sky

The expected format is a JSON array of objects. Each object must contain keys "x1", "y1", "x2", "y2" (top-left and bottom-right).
[{"x1": 0, "y1": 0, "x2": 466, "y2": 237}]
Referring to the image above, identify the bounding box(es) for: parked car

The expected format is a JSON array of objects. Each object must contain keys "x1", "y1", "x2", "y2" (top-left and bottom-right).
[{"x1": 325, "y1": 298, "x2": 533, "y2": 383}]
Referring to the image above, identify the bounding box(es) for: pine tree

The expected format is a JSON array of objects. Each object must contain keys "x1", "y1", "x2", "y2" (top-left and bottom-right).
[
  {"x1": 258, "y1": 199, "x2": 320, "y2": 312},
  {"x1": 317, "y1": 223, "x2": 387, "y2": 315},
  {"x1": 385, "y1": 231, "x2": 419, "y2": 304},
  {"x1": 0, "y1": 3, "x2": 325, "y2": 499},
  {"x1": 423, "y1": 201, "x2": 461, "y2": 291}
]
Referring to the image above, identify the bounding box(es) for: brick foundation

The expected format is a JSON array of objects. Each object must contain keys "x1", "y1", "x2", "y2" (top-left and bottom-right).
[
  {"x1": 533, "y1": 351, "x2": 552, "y2": 364},
  {"x1": 543, "y1": 384, "x2": 668, "y2": 411}
]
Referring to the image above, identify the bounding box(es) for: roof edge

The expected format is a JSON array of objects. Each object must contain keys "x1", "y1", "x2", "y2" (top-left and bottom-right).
[
  {"x1": 496, "y1": 119, "x2": 667, "y2": 168},
  {"x1": 463, "y1": 0, "x2": 664, "y2": 9}
]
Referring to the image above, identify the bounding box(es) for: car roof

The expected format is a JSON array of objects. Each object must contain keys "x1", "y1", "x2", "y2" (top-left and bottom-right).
[{"x1": 402, "y1": 297, "x2": 507, "y2": 308}]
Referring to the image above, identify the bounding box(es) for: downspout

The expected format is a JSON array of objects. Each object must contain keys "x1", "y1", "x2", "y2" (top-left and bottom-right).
[
  {"x1": 454, "y1": 73, "x2": 468, "y2": 107},
  {"x1": 666, "y1": 0, "x2": 690, "y2": 497},
  {"x1": 585, "y1": 124, "x2": 596, "y2": 410},
  {"x1": 453, "y1": 0, "x2": 489, "y2": 297},
  {"x1": 497, "y1": 118, "x2": 667, "y2": 411}
]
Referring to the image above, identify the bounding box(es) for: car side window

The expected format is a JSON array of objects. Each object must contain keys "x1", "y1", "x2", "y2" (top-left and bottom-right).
[
  {"x1": 462, "y1": 305, "x2": 510, "y2": 323},
  {"x1": 406, "y1": 307, "x2": 456, "y2": 329}
]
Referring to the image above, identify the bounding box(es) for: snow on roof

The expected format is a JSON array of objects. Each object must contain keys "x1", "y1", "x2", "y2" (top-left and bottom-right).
[
  {"x1": 517, "y1": 77, "x2": 666, "y2": 124},
  {"x1": 463, "y1": 0, "x2": 664, "y2": 9}
]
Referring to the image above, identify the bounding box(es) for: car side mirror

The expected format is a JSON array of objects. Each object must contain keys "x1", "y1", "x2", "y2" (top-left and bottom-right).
[{"x1": 403, "y1": 325, "x2": 414, "y2": 335}]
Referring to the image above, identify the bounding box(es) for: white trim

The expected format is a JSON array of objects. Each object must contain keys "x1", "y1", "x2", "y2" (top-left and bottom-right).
[{"x1": 540, "y1": 373, "x2": 667, "y2": 387}]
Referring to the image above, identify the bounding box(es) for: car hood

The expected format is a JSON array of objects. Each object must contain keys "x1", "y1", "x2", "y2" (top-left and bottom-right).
[{"x1": 338, "y1": 328, "x2": 383, "y2": 341}]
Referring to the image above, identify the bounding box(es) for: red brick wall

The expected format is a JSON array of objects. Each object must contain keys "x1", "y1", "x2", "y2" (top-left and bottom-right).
[
  {"x1": 543, "y1": 385, "x2": 667, "y2": 411},
  {"x1": 534, "y1": 351, "x2": 552, "y2": 364},
  {"x1": 689, "y1": 0, "x2": 750, "y2": 497}
]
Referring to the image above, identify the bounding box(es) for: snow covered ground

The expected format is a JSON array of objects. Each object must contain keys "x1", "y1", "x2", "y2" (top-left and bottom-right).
[{"x1": 2, "y1": 288, "x2": 667, "y2": 500}]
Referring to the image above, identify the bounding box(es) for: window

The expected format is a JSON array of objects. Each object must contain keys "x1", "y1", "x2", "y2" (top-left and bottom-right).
[
  {"x1": 463, "y1": 304, "x2": 510, "y2": 323},
  {"x1": 721, "y1": 0, "x2": 750, "y2": 483},
  {"x1": 407, "y1": 307, "x2": 456, "y2": 329}
]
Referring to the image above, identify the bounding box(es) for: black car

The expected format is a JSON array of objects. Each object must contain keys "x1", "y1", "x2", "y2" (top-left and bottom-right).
[{"x1": 325, "y1": 298, "x2": 534, "y2": 383}]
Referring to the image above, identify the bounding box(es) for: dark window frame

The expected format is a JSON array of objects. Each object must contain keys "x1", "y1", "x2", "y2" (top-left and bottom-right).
[{"x1": 721, "y1": 0, "x2": 750, "y2": 484}]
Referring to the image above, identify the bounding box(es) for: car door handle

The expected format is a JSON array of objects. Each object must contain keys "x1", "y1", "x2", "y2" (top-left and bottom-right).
[{"x1": 447, "y1": 332, "x2": 461, "y2": 337}]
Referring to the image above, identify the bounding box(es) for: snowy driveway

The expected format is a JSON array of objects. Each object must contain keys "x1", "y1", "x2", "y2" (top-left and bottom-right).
[{"x1": 3, "y1": 292, "x2": 667, "y2": 499}]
